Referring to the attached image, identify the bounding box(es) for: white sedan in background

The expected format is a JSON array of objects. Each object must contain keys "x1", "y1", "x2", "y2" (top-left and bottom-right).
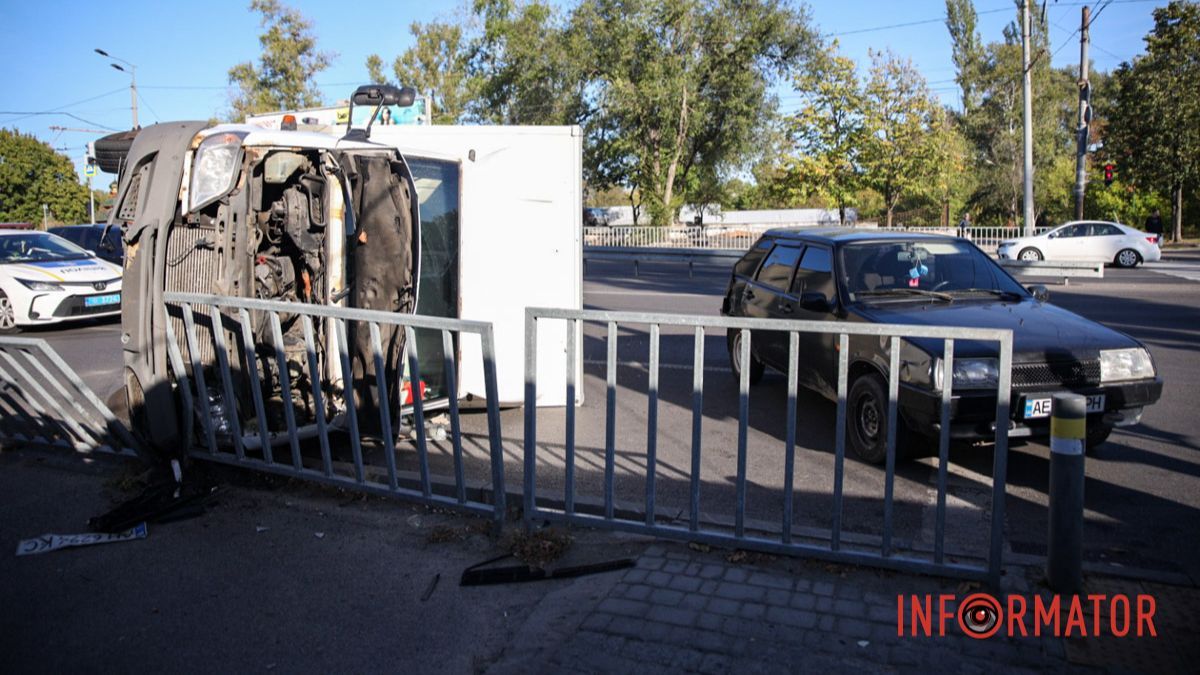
[
  {"x1": 997, "y1": 220, "x2": 1161, "y2": 268},
  {"x1": 0, "y1": 230, "x2": 122, "y2": 333}
]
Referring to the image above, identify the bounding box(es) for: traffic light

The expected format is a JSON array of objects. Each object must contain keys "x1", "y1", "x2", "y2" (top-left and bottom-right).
[{"x1": 1104, "y1": 163, "x2": 1115, "y2": 187}]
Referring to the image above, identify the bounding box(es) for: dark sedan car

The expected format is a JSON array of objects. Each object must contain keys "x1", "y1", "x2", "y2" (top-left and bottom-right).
[
  {"x1": 721, "y1": 228, "x2": 1162, "y2": 464},
  {"x1": 48, "y1": 224, "x2": 123, "y2": 265}
]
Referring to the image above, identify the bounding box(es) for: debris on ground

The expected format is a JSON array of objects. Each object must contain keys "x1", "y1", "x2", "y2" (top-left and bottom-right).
[
  {"x1": 508, "y1": 528, "x2": 573, "y2": 568},
  {"x1": 89, "y1": 478, "x2": 218, "y2": 533},
  {"x1": 420, "y1": 573, "x2": 440, "y2": 601},
  {"x1": 16, "y1": 522, "x2": 148, "y2": 557},
  {"x1": 727, "y1": 549, "x2": 776, "y2": 565},
  {"x1": 459, "y1": 553, "x2": 634, "y2": 586},
  {"x1": 426, "y1": 519, "x2": 491, "y2": 544}
]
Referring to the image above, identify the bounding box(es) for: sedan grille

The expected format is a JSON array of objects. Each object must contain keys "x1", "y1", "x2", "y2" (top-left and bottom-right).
[{"x1": 1012, "y1": 360, "x2": 1100, "y2": 388}]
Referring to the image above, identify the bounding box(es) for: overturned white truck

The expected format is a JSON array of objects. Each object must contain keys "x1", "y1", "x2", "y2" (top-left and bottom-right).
[{"x1": 103, "y1": 86, "x2": 430, "y2": 457}]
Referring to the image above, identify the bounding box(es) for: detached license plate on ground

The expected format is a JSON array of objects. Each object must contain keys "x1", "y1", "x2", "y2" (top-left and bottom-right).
[
  {"x1": 1024, "y1": 394, "x2": 1105, "y2": 419},
  {"x1": 84, "y1": 293, "x2": 120, "y2": 307}
]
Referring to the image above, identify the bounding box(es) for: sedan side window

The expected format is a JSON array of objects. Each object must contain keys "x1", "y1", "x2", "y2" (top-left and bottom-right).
[
  {"x1": 756, "y1": 244, "x2": 803, "y2": 292},
  {"x1": 1094, "y1": 224, "x2": 1122, "y2": 236},
  {"x1": 790, "y1": 246, "x2": 834, "y2": 300}
]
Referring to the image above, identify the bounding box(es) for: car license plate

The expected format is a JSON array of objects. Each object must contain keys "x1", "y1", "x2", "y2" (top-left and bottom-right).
[
  {"x1": 84, "y1": 293, "x2": 121, "y2": 307},
  {"x1": 1023, "y1": 394, "x2": 1105, "y2": 419}
]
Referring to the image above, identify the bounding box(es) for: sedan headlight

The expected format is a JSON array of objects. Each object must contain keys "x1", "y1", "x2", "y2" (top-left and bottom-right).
[
  {"x1": 16, "y1": 278, "x2": 61, "y2": 291},
  {"x1": 1100, "y1": 348, "x2": 1155, "y2": 382},
  {"x1": 934, "y1": 357, "x2": 1000, "y2": 390}
]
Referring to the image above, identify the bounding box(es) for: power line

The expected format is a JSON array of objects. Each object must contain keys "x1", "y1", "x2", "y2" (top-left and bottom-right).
[{"x1": 0, "y1": 111, "x2": 117, "y2": 131}]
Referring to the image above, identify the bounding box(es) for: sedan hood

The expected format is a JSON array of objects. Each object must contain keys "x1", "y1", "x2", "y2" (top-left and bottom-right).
[
  {"x1": 852, "y1": 299, "x2": 1140, "y2": 362},
  {"x1": 6, "y1": 258, "x2": 121, "y2": 282}
]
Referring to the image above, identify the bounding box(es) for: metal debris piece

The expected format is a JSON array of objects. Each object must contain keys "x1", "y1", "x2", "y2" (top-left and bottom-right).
[{"x1": 17, "y1": 523, "x2": 148, "y2": 557}]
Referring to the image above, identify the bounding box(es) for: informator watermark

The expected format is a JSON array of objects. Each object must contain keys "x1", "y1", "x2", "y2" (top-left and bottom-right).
[{"x1": 897, "y1": 593, "x2": 1157, "y2": 639}]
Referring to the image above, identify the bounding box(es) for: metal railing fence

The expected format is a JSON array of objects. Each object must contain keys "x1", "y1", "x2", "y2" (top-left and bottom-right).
[
  {"x1": 523, "y1": 307, "x2": 1014, "y2": 584},
  {"x1": 584, "y1": 225, "x2": 1053, "y2": 254},
  {"x1": 584, "y1": 225, "x2": 779, "y2": 250},
  {"x1": 0, "y1": 337, "x2": 138, "y2": 456},
  {"x1": 163, "y1": 292, "x2": 507, "y2": 527}
]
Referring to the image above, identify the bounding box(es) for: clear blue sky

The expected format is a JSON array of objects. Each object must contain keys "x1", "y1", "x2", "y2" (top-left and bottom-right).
[{"x1": 0, "y1": 0, "x2": 1161, "y2": 181}]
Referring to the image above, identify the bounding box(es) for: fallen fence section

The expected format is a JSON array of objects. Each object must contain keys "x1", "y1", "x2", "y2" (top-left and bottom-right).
[
  {"x1": 0, "y1": 337, "x2": 139, "y2": 457},
  {"x1": 523, "y1": 307, "x2": 1014, "y2": 584},
  {"x1": 163, "y1": 292, "x2": 507, "y2": 528},
  {"x1": 583, "y1": 246, "x2": 742, "y2": 277},
  {"x1": 997, "y1": 259, "x2": 1105, "y2": 283}
]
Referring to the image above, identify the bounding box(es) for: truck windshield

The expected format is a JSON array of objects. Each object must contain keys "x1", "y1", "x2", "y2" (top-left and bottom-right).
[
  {"x1": 841, "y1": 239, "x2": 1027, "y2": 302},
  {"x1": 0, "y1": 233, "x2": 92, "y2": 264}
]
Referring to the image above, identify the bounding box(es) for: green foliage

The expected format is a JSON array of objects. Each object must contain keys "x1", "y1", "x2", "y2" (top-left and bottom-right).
[
  {"x1": 575, "y1": 0, "x2": 817, "y2": 225},
  {"x1": 227, "y1": 0, "x2": 334, "y2": 122},
  {"x1": 469, "y1": 0, "x2": 585, "y2": 125},
  {"x1": 947, "y1": 1, "x2": 1077, "y2": 228},
  {"x1": 0, "y1": 129, "x2": 89, "y2": 225},
  {"x1": 860, "y1": 50, "x2": 945, "y2": 227},
  {"x1": 1103, "y1": 0, "x2": 1200, "y2": 241},
  {"x1": 367, "y1": 20, "x2": 473, "y2": 124},
  {"x1": 776, "y1": 45, "x2": 864, "y2": 223}
]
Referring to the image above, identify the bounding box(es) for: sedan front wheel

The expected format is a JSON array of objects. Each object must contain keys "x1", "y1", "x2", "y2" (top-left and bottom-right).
[
  {"x1": 0, "y1": 291, "x2": 20, "y2": 334},
  {"x1": 1018, "y1": 247, "x2": 1043, "y2": 262}
]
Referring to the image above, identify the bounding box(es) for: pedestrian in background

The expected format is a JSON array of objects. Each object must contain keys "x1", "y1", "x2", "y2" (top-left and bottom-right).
[
  {"x1": 957, "y1": 212, "x2": 971, "y2": 239},
  {"x1": 1144, "y1": 210, "x2": 1164, "y2": 245}
]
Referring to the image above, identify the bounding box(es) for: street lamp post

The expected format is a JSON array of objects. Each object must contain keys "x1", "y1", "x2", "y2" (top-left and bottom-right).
[{"x1": 94, "y1": 48, "x2": 138, "y2": 129}]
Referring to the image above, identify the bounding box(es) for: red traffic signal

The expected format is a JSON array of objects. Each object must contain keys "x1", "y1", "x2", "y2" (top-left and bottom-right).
[{"x1": 1104, "y1": 163, "x2": 1115, "y2": 186}]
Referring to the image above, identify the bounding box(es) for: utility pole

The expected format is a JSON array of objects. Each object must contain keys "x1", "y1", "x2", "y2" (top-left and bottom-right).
[
  {"x1": 1073, "y1": 6, "x2": 1091, "y2": 220},
  {"x1": 1021, "y1": 0, "x2": 1036, "y2": 235}
]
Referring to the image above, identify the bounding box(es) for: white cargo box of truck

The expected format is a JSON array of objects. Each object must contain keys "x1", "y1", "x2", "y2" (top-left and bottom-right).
[{"x1": 369, "y1": 125, "x2": 584, "y2": 407}]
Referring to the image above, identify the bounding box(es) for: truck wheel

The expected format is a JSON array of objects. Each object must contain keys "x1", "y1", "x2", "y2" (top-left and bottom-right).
[
  {"x1": 727, "y1": 329, "x2": 764, "y2": 385},
  {"x1": 0, "y1": 291, "x2": 19, "y2": 334},
  {"x1": 847, "y1": 373, "x2": 911, "y2": 465}
]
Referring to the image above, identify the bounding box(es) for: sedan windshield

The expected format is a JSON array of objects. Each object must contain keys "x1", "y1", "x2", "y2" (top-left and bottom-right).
[
  {"x1": 841, "y1": 239, "x2": 1027, "y2": 302},
  {"x1": 0, "y1": 233, "x2": 92, "y2": 264}
]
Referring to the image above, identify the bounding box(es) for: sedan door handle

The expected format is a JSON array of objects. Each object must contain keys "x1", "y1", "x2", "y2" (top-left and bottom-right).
[{"x1": 779, "y1": 303, "x2": 793, "y2": 314}]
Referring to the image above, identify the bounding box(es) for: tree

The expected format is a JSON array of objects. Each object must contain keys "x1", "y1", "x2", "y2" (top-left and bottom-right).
[
  {"x1": 0, "y1": 129, "x2": 89, "y2": 225},
  {"x1": 946, "y1": 0, "x2": 986, "y2": 112},
  {"x1": 575, "y1": 0, "x2": 817, "y2": 226},
  {"x1": 777, "y1": 44, "x2": 864, "y2": 224},
  {"x1": 859, "y1": 50, "x2": 942, "y2": 228},
  {"x1": 467, "y1": 0, "x2": 586, "y2": 125},
  {"x1": 1105, "y1": 1, "x2": 1200, "y2": 242},
  {"x1": 366, "y1": 20, "x2": 472, "y2": 124},
  {"x1": 227, "y1": 0, "x2": 334, "y2": 121},
  {"x1": 946, "y1": 2, "x2": 1077, "y2": 227}
]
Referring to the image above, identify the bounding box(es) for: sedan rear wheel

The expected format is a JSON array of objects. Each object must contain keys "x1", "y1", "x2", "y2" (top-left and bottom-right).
[
  {"x1": 1018, "y1": 247, "x2": 1043, "y2": 262},
  {"x1": 0, "y1": 291, "x2": 19, "y2": 334},
  {"x1": 1115, "y1": 248, "x2": 1141, "y2": 268}
]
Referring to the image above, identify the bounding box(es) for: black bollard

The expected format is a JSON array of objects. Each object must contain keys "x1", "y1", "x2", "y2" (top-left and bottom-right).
[{"x1": 1047, "y1": 392, "x2": 1086, "y2": 593}]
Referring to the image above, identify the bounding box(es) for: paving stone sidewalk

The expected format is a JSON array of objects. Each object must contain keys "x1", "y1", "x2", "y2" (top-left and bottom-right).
[{"x1": 528, "y1": 543, "x2": 1070, "y2": 674}]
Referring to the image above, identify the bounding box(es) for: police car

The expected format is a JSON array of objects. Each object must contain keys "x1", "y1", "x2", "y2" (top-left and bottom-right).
[{"x1": 0, "y1": 229, "x2": 122, "y2": 333}]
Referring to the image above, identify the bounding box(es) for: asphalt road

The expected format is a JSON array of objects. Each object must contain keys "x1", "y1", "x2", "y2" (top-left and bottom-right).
[{"x1": 25, "y1": 250, "x2": 1200, "y2": 583}]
